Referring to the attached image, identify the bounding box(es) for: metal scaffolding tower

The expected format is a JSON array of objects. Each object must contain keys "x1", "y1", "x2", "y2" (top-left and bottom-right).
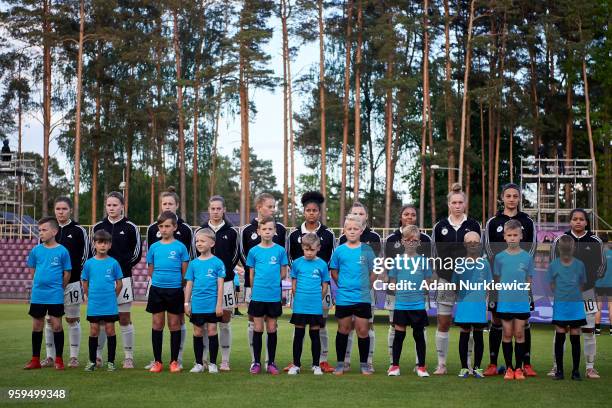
[
  {"x1": 520, "y1": 157, "x2": 596, "y2": 229},
  {"x1": 0, "y1": 152, "x2": 37, "y2": 237}
]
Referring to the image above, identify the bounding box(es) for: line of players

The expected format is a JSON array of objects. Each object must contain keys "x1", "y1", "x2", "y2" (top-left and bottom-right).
[{"x1": 23, "y1": 182, "x2": 609, "y2": 379}]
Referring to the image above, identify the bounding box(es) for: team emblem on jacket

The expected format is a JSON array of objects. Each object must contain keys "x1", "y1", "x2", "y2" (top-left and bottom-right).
[
  {"x1": 394, "y1": 242, "x2": 401, "y2": 249},
  {"x1": 297, "y1": 236, "x2": 302, "y2": 243},
  {"x1": 156, "y1": 231, "x2": 162, "y2": 238},
  {"x1": 251, "y1": 232, "x2": 258, "y2": 240},
  {"x1": 119, "y1": 230, "x2": 125, "y2": 235},
  {"x1": 497, "y1": 226, "x2": 503, "y2": 233},
  {"x1": 223, "y1": 235, "x2": 227, "y2": 240},
  {"x1": 67, "y1": 234, "x2": 73, "y2": 238},
  {"x1": 442, "y1": 228, "x2": 448, "y2": 236}
]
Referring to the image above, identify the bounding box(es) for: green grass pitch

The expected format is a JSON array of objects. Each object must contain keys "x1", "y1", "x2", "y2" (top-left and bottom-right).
[{"x1": 0, "y1": 303, "x2": 611, "y2": 407}]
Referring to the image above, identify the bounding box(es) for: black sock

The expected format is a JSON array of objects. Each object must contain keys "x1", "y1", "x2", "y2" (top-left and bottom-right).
[
  {"x1": 555, "y1": 332, "x2": 566, "y2": 373},
  {"x1": 193, "y1": 335, "x2": 203, "y2": 365},
  {"x1": 392, "y1": 329, "x2": 406, "y2": 366},
  {"x1": 88, "y1": 336, "x2": 97, "y2": 364},
  {"x1": 357, "y1": 336, "x2": 369, "y2": 364},
  {"x1": 267, "y1": 331, "x2": 277, "y2": 364},
  {"x1": 595, "y1": 323, "x2": 600, "y2": 330},
  {"x1": 502, "y1": 341, "x2": 513, "y2": 369},
  {"x1": 489, "y1": 323, "x2": 502, "y2": 365},
  {"x1": 523, "y1": 326, "x2": 531, "y2": 365},
  {"x1": 336, "y1": 332, "x2": 349, "y2": 363},
  {"x1": 253, "y1": 331, "x2": 263, "y2": 364},
  {"x1": 170, "y1": 330, "x2": 180, "y2": 362},
  {"x1": 473, "y1": 330, "x2": 484, "y2": 369},
  {"x1": 293, "y1": 327, "x2": 306, "y2": 367},
  {"x1": 459, "y1": 331, "x2": 470, "y2": 369},
  {"x1": 309, "y1": 329, "x2": 320, "y2": 366},
  {"x1": 570, "y1": 334, "x2": 580, "y2": 373},
  {"x1": 515, "y1": 342, "x2": 524, "y2": 369},
  {"x1": 32, "y1": 331, "x2": 42, "y2": 358},
  {"x1": 413, "y1": 328, "x2": 426, "y2": 367},
  {"x1": 152, "y1": 329, "x2": 163, "y2": 363},
  {"x1": 107, "y1": 335, "x2": 116, "y2": 364},
  {"x1": 209, "y1": 334, "x2": 219, "y2": 365},
  {"x1": 53, "y1": 330, "x2": 64, "y2": 359}
]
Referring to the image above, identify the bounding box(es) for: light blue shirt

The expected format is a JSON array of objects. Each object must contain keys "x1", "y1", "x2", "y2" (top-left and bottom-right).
[
  {"x1": 494, "y1": 250, "x2": 535, "y2": 313},
  {"x1": 28, "y1": 244, "x2": 72, "y2": 304},
  {"x1": 453, "y1": 259, "x2": 492, "y2": 323},
  {"x1": 329, "y1": 243, "x2": 375, "y2": 306},
  {"x1": 546, "y1": 258, "x2": 586, "y2": 321},
  {"x1": 291, "y1": 257, "x2": 330, "y2": 315},
  {"x1": 389, "y1": 255, "x2": 432, "y2": 311},
  {"x1": 595, "y1": 249, "x2": 612, "y2": 288},
  {"x1": 82, "y1": 257, "x2": 123, "y2": 316},
  {"x1": 147, "y1": 240, "x2": 190, "y2": 289},
  {"x1": 185, "y1": 256, "x2": 226, "y2": 314},
  {"x1": 246, "y1": 244, "x2": 288, "y2": 302}
]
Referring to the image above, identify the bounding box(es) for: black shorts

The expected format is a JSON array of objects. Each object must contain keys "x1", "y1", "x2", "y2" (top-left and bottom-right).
[
  {"x1": 29, "y1": 303, "x2": 64, "y2": 319},
  {"x1": 146, "y1": 286, "x2": 184, "y2": 315},
  {"x1": 595, "y1": 287, "x2": 612, "y2": 297},
  {"x1": 248, "y1": 301, "x2": 282, "y2": 318},
  {"x1": 392, "y1": 309, "x2": 429, "y2": 328},
  {"x1": 456, "y1": 322, "x2": 488, "y2": 330},
  {"x1": 552, "y1": 319, "x2": 587, "y2": 328},
  {"x1": 190, "y1": 313, "x2": 220, "y2": 326},
  {"x1": 335, "y1": 303, "x2": 372, "y2": 320},
  {"x1": 235, "y1": 286, "x2": 241, "y2": 293},
  {"x1": 87, "y1": 314, "x2": 119, "y2": 323},
  {"x1": 497, "y1": 312, "x2": 530, "y2": 321},
  {"x1": 290, "y1": 313, "x2": 324, "y2": 327}
]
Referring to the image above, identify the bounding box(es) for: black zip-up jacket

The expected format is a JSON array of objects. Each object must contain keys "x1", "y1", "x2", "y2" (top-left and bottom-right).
[
  {"x1": 550, "y1": 230, "x2": 606, "y2": 291},
  {"x1": 55, "y1": 220, "x2": 89, "y2": 283},
  {"x1": 195, "y1": 220, "x2": 239, "y2": 282},
  {"x1": 239, "y1": 218, "x2": 287, "y2": 287},
  {"x1": 147, "y1": 217, "x2": 195, "y2": 259},
  {"x1": 287, "y1": 222, "x2": 336, "y2": 264},
  {"x1": 338, "y1": 226, "x2": 382, "y2": 256},
  {"x1": 93, "y1": 217, "x2": 142, "y2": 278},
  {"x1": 432, "y1": 216, "x2": 482, "y2": 281},
  {"x1": 384, "y1": 229, "x2": 432, "y2": 259},
  {"x1": 484, "y1": 210, "x2": 537, "y2": 271}
]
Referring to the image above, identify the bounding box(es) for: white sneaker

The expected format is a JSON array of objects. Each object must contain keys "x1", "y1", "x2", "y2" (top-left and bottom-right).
[
  {"x1": 190, "y1": 363, "x2": 204, "y2": 373},
  {"x1": 288, "y1": 366, "x2": 300, "y2": 375},
  {"x1": 220, "y1": 362, "x2": 231, "y2": 371},
  {"x1": 416, "y1": 366, "x2": 430, "y2": 377},
  {"x1": 547, "y1": 365, "x2": 557, "y2": 377},
  {"x1": 367, "y1": 363, "x2": 375, "y2": 373},
  {"x1": 312, "y1": 366, "x2": 323, "y2": 375},
  {"x1": 144, "y1": 360, "x2": 155, "y2": 370},
  {"x1": 388, "y1": 365, "x2": 401, "y2": 376},
  {"x1": 208, "y1": 363, "x2": 218, "y2": 374},
  {"x1": 433, "y1": 365, "x2": 447, "y2": 375}
]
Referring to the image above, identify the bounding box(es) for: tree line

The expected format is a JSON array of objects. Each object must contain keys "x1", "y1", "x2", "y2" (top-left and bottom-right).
[{"x1": 0, "y1": 0, "x2": 609, "y2": 228}]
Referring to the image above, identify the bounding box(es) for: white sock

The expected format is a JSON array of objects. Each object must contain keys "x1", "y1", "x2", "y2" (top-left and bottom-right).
[
  {"x1": 202, "y1": 326, "x2": 209, "y2": 364},
  {"x1": 247, "y1": 321, "x2": 254, "y2": 363},
  {"x1": 319, "y1": 327, "x2": 329, "y2": 363},
  {"x1": 45, "y1": 320, "x2": 56, "y2": 359},
  {"x1": 584, "y1": 332, "x2": 596, "y2": 370},
  {"x1": 388, "y1": 326, "x2": 395, "y2": 364},
  {"x1": 219, "y1": 322, "x2": 232, "y2": 364},
  {"x1": 97, "y1": 330, "x2": 107, "y2": 360},
  {"x1": 121, "y1": 324, "x2": 134, "y2": 360},
  {"x1": 368, "y1": 328, "x2": 375, "y2": 365},
  {"x1": 468, "y1": 331, "x2": 474, "y2": 370},
  {"x1": 68, "y1": 321, "x2": 81, "y2": 359},
  {"x1": 178, "y1": 323, "x2": 186, "y2": 364},
  {"x1": 435, "y1": 330, "x2": 449, "y2": 367},
  {"x1": 344, "y1": 330, "x2": 354, "y2": 364}
]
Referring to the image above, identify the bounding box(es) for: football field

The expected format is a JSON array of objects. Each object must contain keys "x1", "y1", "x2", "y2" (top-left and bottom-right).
[{"x1": 1, "y1": 303, "x2": 611, "y2": 407}]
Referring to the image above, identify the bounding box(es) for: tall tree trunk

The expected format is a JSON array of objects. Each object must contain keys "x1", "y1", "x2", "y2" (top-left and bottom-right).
[
  {"x1": 339, "y1": 0, "x2": 354, "y2": 225},
  {"x1": 528, "y1": 44, "x2": 540, "y2": 155},
  {"x1": 480, "y1": 101, "x2": 486, "y2": 225},
  {"x1": 287, "y1": 20, "x2": 296, "y2": 227},
  {"x1": 580, "y1": 27, "x2": 597, "y2": 228},
  {"x1": 155, "y1": 16, "x2": 165, "y2": 192},
  {"x1": 444, "y1": 0, "x2": 456, "y2": 189},
  {"x1": 150, "y1": 167, "x2": 155, "y2": 224},
  {"x1": 488, "y1": 102, "x2": 495, "y2": 217},
  {"x1": 353, "y1": 0, "x2": 363, "y2": 200},
  {"x1": 173, "y1": 8, "x2": 187, "y2": 217},
  {"x1": 384, "y1": 25, "x2": 394, "y2": 229},
  {"x1": 493, "y1": 11, "x2": 507, "y2": 208},
  {"x1": 317, "y1": 0, "x2": 327, "y2": 223},
  {"x1": 509, "y1": 127, "x2": 514, "y2": 183},
  {"x1": 281, "y1": 0, "x2": 289, "y2": 224},
  {"x1": 465, "y1": 95, "x2": 471, "y2": 213},
  {"x1": 458, "y1": 0, "x2": 475, "y2": 187},
  {"x1": 192, "y1": 80, "x2": 200, "y2": 225},
  {"x1": 41, "y1": 0, "x2": 52, "y2": 216},
  {"x1": 91, "y1": 69, "x2": 101, "y2": 224},
  {"x1": 419, "y1": 0, "x2": 431, "y2": 227},
  {"x1": 73, "y1": 0, "x2": 85, "y2": 221},
  {"x1": 125, "y1": 131, "x2": 132, "y2": 216},
  {"x1": 239, "y1": 33, "x2": 250, "y2": 225}
]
